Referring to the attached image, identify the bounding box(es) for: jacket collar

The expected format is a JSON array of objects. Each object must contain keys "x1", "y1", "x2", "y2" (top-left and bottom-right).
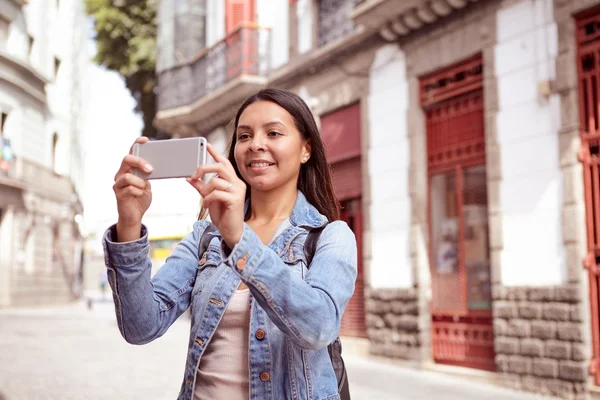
[{"x1": 243, "y1": 190, "x2": 328, "y2": 229}]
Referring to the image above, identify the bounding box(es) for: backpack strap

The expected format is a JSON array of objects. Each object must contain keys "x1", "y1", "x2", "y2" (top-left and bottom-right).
[
  {"x1": 198, "y1": 224, "x2": 218, "y2": 263},
  {"x1": 303, "y1": 225, "x2": 326, "y2": 268}
]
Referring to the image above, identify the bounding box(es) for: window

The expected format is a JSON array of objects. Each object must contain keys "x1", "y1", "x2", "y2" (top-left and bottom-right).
[
  {"x1": 54, "y1": 57, "x2": 61, "y2": 79},
  {"x1": 0, "y1": 16, "x2": 9, "y2": 50},
  {"x1": 0, "y1": 112, "x2": 7, "y2": 134},
  {"x1": 28, "y1": 35, "x2": 34, "y2": 58},
  {"x1": 317, "y1": 0, "x2": 355, "y2": 47},
  {"x1": 52, "y1": 132, "x2": 58, "y2": 171}
]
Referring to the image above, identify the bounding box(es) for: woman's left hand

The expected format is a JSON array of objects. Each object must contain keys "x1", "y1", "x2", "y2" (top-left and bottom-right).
[{"x1": 186, "y1": 143, "x2": 246, "y2": 248}]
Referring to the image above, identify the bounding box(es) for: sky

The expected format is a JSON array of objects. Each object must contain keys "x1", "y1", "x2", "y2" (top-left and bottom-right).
[{"x1": 79, "y1": 39, "x2": 200, "y2": 255}]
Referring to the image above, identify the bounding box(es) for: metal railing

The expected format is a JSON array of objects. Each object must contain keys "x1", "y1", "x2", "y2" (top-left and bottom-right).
[{"x1": 157, "y1": 23, "x2": 271, "y2": 111}]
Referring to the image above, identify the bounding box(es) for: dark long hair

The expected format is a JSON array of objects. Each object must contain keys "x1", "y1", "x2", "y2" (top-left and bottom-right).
[{"x1": 199, "y1": 88, "x2": 340, "y2": 222}]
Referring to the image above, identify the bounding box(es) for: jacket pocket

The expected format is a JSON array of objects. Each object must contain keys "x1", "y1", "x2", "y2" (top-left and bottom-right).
[{"x1": 192, "y1": 246, "x2": 222, "y2": 296}]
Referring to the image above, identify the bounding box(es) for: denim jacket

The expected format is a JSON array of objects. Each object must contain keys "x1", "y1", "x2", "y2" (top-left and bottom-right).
[{"x1": 102, "y1": 191, "x2": 358, "y2": 400}]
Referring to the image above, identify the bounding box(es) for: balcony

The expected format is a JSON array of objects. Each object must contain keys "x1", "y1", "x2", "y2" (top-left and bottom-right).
[
  {"x1": 155, "y1": 23, "x2": 271, "y2": 136},
  {"x1": 16, "y1": 157, "x2": 75, "y2": 205},
  {"x1": 351, "y1": 0, "x2": 481, "y2": 41}
]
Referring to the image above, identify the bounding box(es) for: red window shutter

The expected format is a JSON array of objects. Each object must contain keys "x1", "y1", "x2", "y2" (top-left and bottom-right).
[{"x1": 226, "y1": 0, "x2": 255, "y2": 33}]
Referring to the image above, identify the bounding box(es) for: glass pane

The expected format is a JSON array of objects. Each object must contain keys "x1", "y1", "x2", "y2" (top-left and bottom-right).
[
  {"x1": 430, "y1": 171, "x2": 462, "y2": 312},
  {"x1": 462, "y1": 165, "x2": 491, "y2": 310}
]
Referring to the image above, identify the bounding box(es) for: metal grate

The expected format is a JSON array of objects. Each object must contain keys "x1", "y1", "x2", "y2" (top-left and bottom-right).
[{"x1": 576, "y1": 5, "x2": 600, "y2": 385}]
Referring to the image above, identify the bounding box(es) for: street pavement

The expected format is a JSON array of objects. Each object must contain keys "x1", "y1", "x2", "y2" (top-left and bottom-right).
[{"x1": 0, "y1": 300, "x2": 556, "y2": 400}]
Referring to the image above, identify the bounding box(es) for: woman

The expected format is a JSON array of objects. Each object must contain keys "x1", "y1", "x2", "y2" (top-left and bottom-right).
[{"x1": 103, "y1": 89, "x2": 357, "y2": 400}]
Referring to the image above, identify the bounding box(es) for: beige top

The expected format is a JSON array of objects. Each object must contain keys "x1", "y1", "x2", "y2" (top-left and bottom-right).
[{"x1": 194, "y1": 288, "x2": 251, "y2": 400}]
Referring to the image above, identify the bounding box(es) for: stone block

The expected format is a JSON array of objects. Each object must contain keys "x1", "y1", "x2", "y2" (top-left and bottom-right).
[
  {"x1": 398, "y1": 315, "x2": 419, "y2": 331},
  {"x1": 366, "y1": 314, "x2": 385, "y2": 329},
  {"x1": 518, "y1": 302, "x2": 543, "y2": 319},
  {"x1": 507, "y1": 319, "x2": 530, "y2": 338},
  {"x1": 543, "y1": 302, "x2": 571, "y2": 321},
  {"x1": 496, "y1": 373, "x2": 522, "y2": 390},
  {"x1": 559, "y1": 360, "x2": 588, "y2": 382},
  {"x1": 494, "y1": 318, "x2": 509, "y2": 336},
  {"x1": 521, "y1": 375, "x2": 550, "y2": 396},
  {"x1": 572, "y1": 343, "x2": 589, "y2": 362},
  {"x1": 489, "y1": 212, "x2": 503, "y2": 249},
  {"x1": 494, "y1": 301, "x2": 519, "y2": 319},
  {"x1": 404, "y1": 302, "x2": 419, "y2": 315},
  {"x1": 555, "y1": 51, "x2": 579, "y2": 94},
  {"x1": 520, "y1": 338, "x2": 544, "y2": 357},
  {"x1": 495, "y1": 337, "x2": 520, "y2": 355},
  {"x1": 391, "y1": 301, "x2": 404, "y2": 314},
  {"x1": 528, "y1": 287, "x2": 555, "y2": 302},
  {"x1": 571, "y1": 304, "x2": 584, "y2": 322},
  {"x1": 492, "y1": 284, "x2": 506, "y2": 301},
  {"x1": 545, "y1": 340, "x2": 571, "y2": 360},
  {"x1": 563, "y1": 204, "x2": 586, "y2": 245},
  {"x1": 530, "y1": 320, "x2": 557, "y2": 340},
  {"x1": 508, "y1": 355, "x2": 532, "y2": 375},
  {"x1": 532, "y1": 358, "x2": 559, "y2": 378},
  {"x1": 555, "y1": 284, "x2": 581, "y2": 303},
  {"x1": 557, "y1": 322, "x2": 584, "y2": 342},
  {"x1": 560, "y1": 90, "x2": 581, "y2": 131},
  {"x1": 495, "y1": 354, "x2": 509, "y2": 372},
  {"x1": 365, "y1": 299, "x2": 378, "y2": 314},
  {"x1": 546, "y1": 378, "x2": 575, "y2": 398},
  {"x1": 505, "y1": 287, "x2": 529, "y2": 301}
]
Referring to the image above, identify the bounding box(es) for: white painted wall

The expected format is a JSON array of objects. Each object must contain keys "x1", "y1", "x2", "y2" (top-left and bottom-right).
[
  {"x1": 495, "y1": 0, "x2": 565, "y2": 286},
  {"x1": 367, "y1": 44, "x2": 412, "y2": 289},
  {"x1": 297, "y1": 0, "x2": 313, "y2": 54},
  {"x1": 257, "y1": 0, "x2": 289, "y2": 70}
]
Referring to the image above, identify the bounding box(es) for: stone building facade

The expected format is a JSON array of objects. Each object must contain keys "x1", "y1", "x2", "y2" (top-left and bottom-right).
[{"x1": 155, "y1": 0, "x2": 600, "y2": 398}]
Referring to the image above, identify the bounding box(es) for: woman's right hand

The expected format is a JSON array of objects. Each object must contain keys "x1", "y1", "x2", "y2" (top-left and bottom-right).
[{"x1": 113, "y1": 137, "x2": 154, "y2": 241}]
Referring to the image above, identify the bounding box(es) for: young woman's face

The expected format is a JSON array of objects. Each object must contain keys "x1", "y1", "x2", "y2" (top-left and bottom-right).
[{"x1": 234, "y1": 101, "x2": 311, "y2": 192}]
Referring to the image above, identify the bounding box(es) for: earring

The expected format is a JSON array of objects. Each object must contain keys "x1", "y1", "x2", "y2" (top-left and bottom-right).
[{"x1": 302, "y1": 157, "x2": 309, "y2": 163}]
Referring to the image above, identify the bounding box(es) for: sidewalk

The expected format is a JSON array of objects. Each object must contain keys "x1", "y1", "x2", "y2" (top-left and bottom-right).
[{"x1": 0, "y1": 300, "x2": 556, "y2": 400}]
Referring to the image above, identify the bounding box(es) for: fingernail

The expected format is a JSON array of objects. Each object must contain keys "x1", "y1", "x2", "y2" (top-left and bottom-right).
[{"x1": 144, "y1": 164, "x2": 153, "y2": 172}]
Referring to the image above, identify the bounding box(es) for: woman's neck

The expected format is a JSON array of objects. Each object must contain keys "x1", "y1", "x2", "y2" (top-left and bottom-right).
[{"x1": 248, "y1": 184, "x2": 297, "y2": 223}]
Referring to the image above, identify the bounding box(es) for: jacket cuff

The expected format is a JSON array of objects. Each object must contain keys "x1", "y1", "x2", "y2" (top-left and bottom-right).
[
  {"x1": 102, "y1": 224, "x2": 149, "y2": 267},
  {"x1": 220, "y1": 224, "x2": 264, "y2": 279}
]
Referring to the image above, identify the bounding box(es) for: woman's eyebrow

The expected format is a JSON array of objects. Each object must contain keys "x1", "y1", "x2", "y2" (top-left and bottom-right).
[{"x1": 237, "y1": 121, "x2": 284, "y2": 132}]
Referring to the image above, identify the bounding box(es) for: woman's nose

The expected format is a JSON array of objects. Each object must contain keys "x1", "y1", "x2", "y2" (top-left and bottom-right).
[{"x1": 249, "y1": 134, "x2": 265, "y2": 151}]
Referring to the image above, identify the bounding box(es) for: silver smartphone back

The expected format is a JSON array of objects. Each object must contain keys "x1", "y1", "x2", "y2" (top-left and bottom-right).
[{"x1": 132, "y1": 137, "x2": 207, "y2": 180}]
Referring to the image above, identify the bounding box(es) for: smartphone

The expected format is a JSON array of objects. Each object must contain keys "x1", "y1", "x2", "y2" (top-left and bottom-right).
[{"x1": 132, "y1": 137, "x2": 207, "y2": 180}]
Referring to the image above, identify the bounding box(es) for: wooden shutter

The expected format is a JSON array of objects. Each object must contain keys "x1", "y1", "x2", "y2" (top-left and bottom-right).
[{"x1": 226, "y1": 0, "x2": 254, "y2": 33}]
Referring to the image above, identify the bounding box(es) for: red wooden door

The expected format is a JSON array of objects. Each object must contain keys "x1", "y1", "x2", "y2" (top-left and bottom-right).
[
  {"x1": 421, "y1": 55, "x2": 495, "y2": 372},
  {"x1": 576, "y1": 5, "x2": 600, "y2": 384},
  {"x1": 225, "y1": 0, "x2": 256, "y2": 78},
  {"x1": 339, "y1": 197, "x2": 366, "y2": 338},
  {"x1": 320, "y1": 103, "x2": 365, "y2": 338}
]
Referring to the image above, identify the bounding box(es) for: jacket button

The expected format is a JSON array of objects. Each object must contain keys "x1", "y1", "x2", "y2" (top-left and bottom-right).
[
  {"x1": 260, "y1": 371, "x2": 270, "y2": 382},
  {"x1": 236, "y1": 258, "x2": 247, "y2": 270},
  {"x1": 255, "y1": 329, "x2": 265, "y2": 340}
]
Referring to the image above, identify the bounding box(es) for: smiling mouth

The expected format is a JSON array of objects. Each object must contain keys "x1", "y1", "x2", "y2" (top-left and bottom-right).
[{"x1": 248, "y1": 162, "x2": 275, "y2": 167}]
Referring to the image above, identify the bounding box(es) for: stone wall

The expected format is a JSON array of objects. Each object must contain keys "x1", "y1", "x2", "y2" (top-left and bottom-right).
[
  {"x1": 366, "y1": 288, "x2": 422, "y2": 360},
  {"x1": 493, "y1": 286, "x2": 589, "y2": 399}
]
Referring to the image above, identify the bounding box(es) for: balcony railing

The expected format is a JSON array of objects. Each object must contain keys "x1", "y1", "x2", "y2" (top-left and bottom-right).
[{"x1": 157, "y1": 23, "x2": 271, "y2": 112}]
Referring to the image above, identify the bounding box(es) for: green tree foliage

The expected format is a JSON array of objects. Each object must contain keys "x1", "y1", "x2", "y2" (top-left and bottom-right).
[{"x1": 84, "y1": 0, "x2": 159, "y2": 138}]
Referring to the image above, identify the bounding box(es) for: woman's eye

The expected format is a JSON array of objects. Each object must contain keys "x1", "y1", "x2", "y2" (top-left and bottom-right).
[
  {"x1": 238, "y1": 133, "x2": 250, "y2": 140},
  {"x1": 268, "y1": 131, "x2": 281, "y2": 137}
]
